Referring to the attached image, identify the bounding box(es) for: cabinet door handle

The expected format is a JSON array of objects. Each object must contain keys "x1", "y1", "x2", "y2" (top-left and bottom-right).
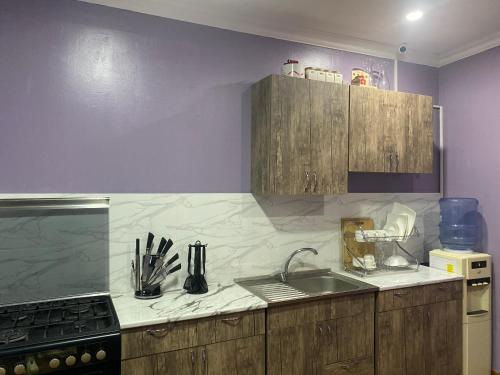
[
  {"x1": 202, "y1": 349, "x2": 206, "y2": 365},
  {"x1": 313, "y1": 172, "x2": 318, "y2": 193},
  {"x1": 304, "y1": 171, "x2": 310, "y2": 193},
  {"x1": 191, "y1": 351, "x2": 195, "y2": 365},
  {"x1": 326, "y1": 325, "x2": 331, "y2": 335},
  {"x1": 395, "y1": 153, "x2": 400, "y2": 171},
  {"x1": 146, "y1": 326, "x2": 172, "y2": 337},
  {"x1": 220, "y1": 316, "x2": 242, "y2": 326},
  {"x1": 318, "y1": 326, "x2": 323, "y2": 335}
]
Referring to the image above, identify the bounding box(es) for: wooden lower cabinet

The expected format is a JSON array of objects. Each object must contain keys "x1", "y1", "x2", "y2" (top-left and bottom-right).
[
  {"x1": 121, "y1": 281, "x2": 462, "y2": 375},
  {"x1": 206, "y1": 335, "x2": 265, "y2": 375},
  {"x1": 376, "y1": 281, "x2": 463, "y2": 375},
  {"x1": 267, "y1": 293, "x2": 376, "y2": 375},
  {"x1": 158, "y1": 347, "x2": 205, "y2": 375},
  {"x1": 121, "y1": 310, "x2": 265, "y2": 375},
  {"x1": 122, "y1": 356, "x2": 158, "y2": 375}
]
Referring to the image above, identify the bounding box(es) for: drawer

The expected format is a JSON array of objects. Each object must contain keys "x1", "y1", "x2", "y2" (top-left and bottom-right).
[
  {"x1": 214, "y1": 311, "x2": 262, "y2": 342},
  {"x1": 377, "y1": 286, "x2": 424, "y2": 312},
  {"x1": 123, "y1": 310, "x2": 265, "y2": 358},
  {"x1": 141, "y1": 318, "x2": 214, "y2": 356},
  {"x1": 424, "y1": 280, "x2": 463, "y2": 304},
  {"x1": 320, "y1": 357, "x2": 374, "y2": 375},
  {"x1": 331, "y1": 293, "x2": 375, "y2": 319},
  {"x1": 267, "y1": 293, "x2": 375, "y2": 330}
]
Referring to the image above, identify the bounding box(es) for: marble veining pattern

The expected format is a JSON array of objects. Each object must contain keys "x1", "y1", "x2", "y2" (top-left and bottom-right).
[
  {"x1": 107, "y1": 193, "x2": 442, "y2": 295},
  {"x1": 112, "y1": 282, "x2": 267, "y2": 329},
  {"x1": 0, "y1": 193, "x2": 443, "y2": 304},
  {"x1": 0, "y1": 205, "x2": 109, "y2": 305}
]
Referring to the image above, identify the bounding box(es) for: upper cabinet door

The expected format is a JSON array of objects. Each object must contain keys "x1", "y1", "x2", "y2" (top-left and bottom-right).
[
  {"x1": 309, "y1": 80, "x2": 349, "y2": 195},
  {"x1": 404, "y1": 93, "x2": 434, "y2": 173},
  {"x1": 273, "y1": 75, "x2": 312, "y2": 195},
  {"x1": 251, "y1": 75, "x2": 349, "y2": 195},
  {"x1": 349, "y1": 86, "x2": 433, "y2": 174}
]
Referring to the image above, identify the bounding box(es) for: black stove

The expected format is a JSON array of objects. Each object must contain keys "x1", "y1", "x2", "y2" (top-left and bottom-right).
[{"x1": 0, "y1": 295, "x2": 120, "y2": 375}]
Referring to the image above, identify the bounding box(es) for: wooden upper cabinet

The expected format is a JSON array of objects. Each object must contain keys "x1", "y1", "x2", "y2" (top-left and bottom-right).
[
  {"x1": 251, "y1": 75, "x2": 349, "y2": 195},
  {"x1": 349, "y1": 85, "x2": 433, "y2": 174}
]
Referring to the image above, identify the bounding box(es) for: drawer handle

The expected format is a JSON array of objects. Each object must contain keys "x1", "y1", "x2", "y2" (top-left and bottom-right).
[
  {"x1": 146, "y1": 326, "x2": 172, "y2": 337},
  {"x1": 438, "y1": 285, "x2": 449, "y2": 291},
  {"x1": 221, "y1": 316, "x2": 242, "y2": 326},
  {"x1": 394, "y1": 291, "x2": 410, "y2": 297},
  {"x1": 340, "y1": 364, "x2": 350, "y2": 370}
]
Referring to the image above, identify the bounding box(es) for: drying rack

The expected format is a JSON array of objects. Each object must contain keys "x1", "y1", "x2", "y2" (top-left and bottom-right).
[{"x1": 344, "y1": 226, "x2": 421, "y2": 277}]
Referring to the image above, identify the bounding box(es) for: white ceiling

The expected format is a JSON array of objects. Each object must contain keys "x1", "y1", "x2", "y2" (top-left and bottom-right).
[{"x1": 81, "y1": 0, "x2": 500, "y2": 67}]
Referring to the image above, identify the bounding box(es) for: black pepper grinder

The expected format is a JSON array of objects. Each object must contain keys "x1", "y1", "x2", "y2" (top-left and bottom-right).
[{"x1": 183, "y1": 241, "x2": 208, "y2": 294}]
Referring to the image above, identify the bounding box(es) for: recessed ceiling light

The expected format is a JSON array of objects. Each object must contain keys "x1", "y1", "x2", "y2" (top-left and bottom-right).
[{"x1": 406, "y1": 10, "x2": 423, "y2": 21}]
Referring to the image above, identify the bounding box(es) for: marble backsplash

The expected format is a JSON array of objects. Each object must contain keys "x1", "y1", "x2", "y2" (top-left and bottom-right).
[
  {"x1": 0, "y1": 193, "x2": 442, "y2": 299},
  {"x1": 107, "y1": 193, "x2": 442, "y2": 295}
]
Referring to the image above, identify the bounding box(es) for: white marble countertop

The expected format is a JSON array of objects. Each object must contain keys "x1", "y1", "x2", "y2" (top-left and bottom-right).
[
  {"x1": 335, "y1": 264, "x2": 463, "y2": 291},
  {"x1": 114, "y1": 265, "x2": 463, "y2": 329},
  {"x1": 113, "y1": 282, "x2": 267, "y2": 330}
]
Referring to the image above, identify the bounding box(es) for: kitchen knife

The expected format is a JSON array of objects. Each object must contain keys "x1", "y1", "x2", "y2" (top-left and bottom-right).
[
  {"x1": 148, "y1": 262, "x2": 182, "y2": 286},
  {"x1": 165, "y1": 253, "x2": 179, "y2": 266},
  {"x1": 148, "y1": 254, "x2": 179, "y2": 283},
  {"x1": 146, "y1": 232, "x2": 155, "y2": 255},
  {"x1": 148, "y1": 239, "x2": 174, "y2": 281},
  {"x1": 161, "y1": 239, "x2": 174, "y2": 257},
  {"x1": 135, "y1": 239, "x2": 141, "y2": 293},
  {"x1": 156, "y1": 237, "x2": 167, "y2": 255},
  {"x1": 141, "y1": 232, "x2": 156, "y2": 285}
]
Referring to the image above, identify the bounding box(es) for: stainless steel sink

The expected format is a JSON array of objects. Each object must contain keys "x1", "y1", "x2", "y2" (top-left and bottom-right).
[
  {"x1": 287, "y1": 275, "x2": 359, "y2": 295},
  {"x1": 235, "y1": 269, "x2": 377, "y2": 304}
]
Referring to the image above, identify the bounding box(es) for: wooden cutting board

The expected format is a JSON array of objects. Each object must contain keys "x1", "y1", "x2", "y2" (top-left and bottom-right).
[{"x1": 341, "y1": 218, "x2": 375, "y2": 267}]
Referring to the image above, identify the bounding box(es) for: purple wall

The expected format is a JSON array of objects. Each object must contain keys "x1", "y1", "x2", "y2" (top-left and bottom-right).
[
  {"x1": 439, "y1": 45, "x2": 500, "y2": 369},
  {"x1": 0, "y1": 0, "x2": 439, "y2": 193}
]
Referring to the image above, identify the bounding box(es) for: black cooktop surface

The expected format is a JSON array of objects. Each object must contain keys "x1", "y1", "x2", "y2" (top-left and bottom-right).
[{"x1": 0, "y1": 295, "x2": 120, "y2": 351}]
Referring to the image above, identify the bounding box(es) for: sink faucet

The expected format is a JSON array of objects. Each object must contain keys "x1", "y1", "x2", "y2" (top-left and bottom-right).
[{"x1": 280, "y1": 248, "x2": 319, "y2": 282}]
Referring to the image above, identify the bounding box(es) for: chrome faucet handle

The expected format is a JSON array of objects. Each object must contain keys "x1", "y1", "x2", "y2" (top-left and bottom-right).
[{"x1": 280, "y1": 247, "x2": 319, "y2": 282}]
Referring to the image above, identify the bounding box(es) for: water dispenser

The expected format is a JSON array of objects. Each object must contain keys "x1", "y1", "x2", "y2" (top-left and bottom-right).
[{"x1": 430, "y1": 250, "x2": 492, "y2": 375}]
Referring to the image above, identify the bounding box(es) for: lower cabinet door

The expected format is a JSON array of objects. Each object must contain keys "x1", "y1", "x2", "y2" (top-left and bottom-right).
[
  {"x1": 376, "y1": 310, "x2": 405, "y2": 375},
  {"x1": 267, "y1": 323, "x2": 317, "y2": 375},
  {"x1": 157, "y1": 347, "x2": 205, "y2": 375},
  {"x1": 317, "y1": 320, "x2": 338, "y2": 366},
  {"x1": 321, "y1": 357, "x2": 374, "y2": 375},
  {"x1": 122, "y1": 356, "x2": 157, "y2": 375},
  {"x1": 424, "y1": 302, "x2": 448, "y2": 375},
  {"x1": 206, "y1": 335, "x2": 265, "y2": 375},
  {"x1": 404, "y1": 306, "x2": 426, "y2": 375}
]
